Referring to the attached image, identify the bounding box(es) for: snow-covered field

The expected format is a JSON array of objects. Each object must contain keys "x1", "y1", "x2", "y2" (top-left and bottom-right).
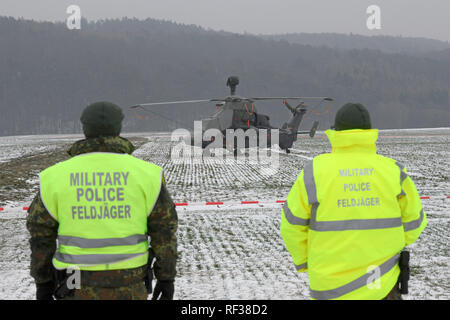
[
  {"x1": 0, "y1": 134, "x2": 84, "y2": 163},
  {"x1": 0, "y1": 128, "x2": 449, "y2": 300}
]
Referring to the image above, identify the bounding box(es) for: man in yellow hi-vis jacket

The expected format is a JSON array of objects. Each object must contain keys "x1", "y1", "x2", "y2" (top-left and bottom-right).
[{"x1": 280, "y1": 103, "x2": 426, "y2": 300}]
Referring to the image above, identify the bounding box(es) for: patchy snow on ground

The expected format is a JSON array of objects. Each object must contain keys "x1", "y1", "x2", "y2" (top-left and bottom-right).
[
  {"x1": 0, "y1": 134, "x2": 83, "y2": 163},
  {"x1": 0, "y1": 128, "x2": 449, "y2": 300}
]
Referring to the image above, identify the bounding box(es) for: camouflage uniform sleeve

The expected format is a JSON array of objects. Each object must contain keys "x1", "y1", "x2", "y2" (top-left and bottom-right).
[
  {"x1": 26, "y1": 192, "x2": 59, "y2": 284},
  {"x1": 147, "y1": 177, "x2": 178, "y2": 281}
]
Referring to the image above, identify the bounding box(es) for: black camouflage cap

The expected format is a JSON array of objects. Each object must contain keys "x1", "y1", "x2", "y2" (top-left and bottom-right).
[
  {"x1": 333, "y1": 103, "x2": 371, "y2": 131},
  {"x1": 80, "y1": 101, "x2": 124, "y2": 137}
]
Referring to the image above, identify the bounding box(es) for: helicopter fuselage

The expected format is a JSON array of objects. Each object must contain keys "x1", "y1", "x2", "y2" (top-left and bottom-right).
[
  {"x1": 132, "y1": 76, "x2": 330, "y2": 153},
  {"x1": 193, "y1": 96, "x2": 309, "y2": 152},
  {"x1": 202, "y1": 96, "x2": 272, "y2": 132}
]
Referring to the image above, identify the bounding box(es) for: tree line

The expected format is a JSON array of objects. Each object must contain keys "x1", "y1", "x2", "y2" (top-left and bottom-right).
[{"x1": 0, "y1": 16, "x2": 449, "y2": 136}]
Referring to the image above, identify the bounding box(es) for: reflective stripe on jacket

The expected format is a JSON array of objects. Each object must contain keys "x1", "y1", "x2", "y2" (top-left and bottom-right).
[
  {"x1": 280, "y1": 129, "x2": 427, "y2": 300},
  {"x1": 40, "y1": 152, "x2": 163, "y2": 271}
]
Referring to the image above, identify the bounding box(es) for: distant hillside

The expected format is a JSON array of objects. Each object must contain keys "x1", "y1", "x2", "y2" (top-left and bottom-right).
[
  {"x1": 0, "y1": 17, "x2": 449, "y2": 136},
  {"x1": 262, "y1": 33, "x2": 450, "y2": 55},
  {"x1": 425, "y1": 48, "x2": 450, "y2": 61}
]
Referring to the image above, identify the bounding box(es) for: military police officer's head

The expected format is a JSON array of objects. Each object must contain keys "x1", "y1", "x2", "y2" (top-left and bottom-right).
[
  {"x1": 333, "y1": 103, "x2": 371, "y2": 131},
  {"x1": 80, "y1": 102, "x2": 124, "y2": 138}
]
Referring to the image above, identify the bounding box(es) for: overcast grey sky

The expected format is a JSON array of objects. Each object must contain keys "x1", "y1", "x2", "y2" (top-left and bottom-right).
[{"x1": 1, "y1": 0, "x2": 449, "y2": 42}]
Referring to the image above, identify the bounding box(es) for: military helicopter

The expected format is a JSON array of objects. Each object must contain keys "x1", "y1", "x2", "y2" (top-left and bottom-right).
[{"x1": 131, "y1": 76, "x2": 333, "y2": 154}]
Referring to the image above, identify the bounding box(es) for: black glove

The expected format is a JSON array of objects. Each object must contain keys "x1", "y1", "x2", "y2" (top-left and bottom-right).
[
  {"x1": 151, "y1": 280, "x2": 174, "y2": 300},
  {"x1": 36, "y1": 281, "x2": 55, "y2": 300}
]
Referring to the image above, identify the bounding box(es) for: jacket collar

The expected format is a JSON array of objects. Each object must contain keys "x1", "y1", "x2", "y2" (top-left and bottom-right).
[
  {"x1": 67, "y1": 136, "x2": 135, "y2": 157},
  {"x1": 325, "y1": 129, "x2": 378, "y2": 154}
]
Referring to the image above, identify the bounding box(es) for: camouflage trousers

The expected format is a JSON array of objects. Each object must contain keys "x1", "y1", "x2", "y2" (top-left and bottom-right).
[
  {"x1": 62, "y1": 282, "x2": 148, "y2": 300},
  {"x1": 59, "y1": 266, "x2": 148, "y2": 300}
]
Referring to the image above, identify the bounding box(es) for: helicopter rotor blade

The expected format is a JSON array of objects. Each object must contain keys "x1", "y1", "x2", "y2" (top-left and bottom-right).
[
  {"x1": 251, "y1": 97, "x2": 333, "y2": 101},
  {"x1": 130, "y1": 97, "x2": 333, "y2": 110},
  {"x1": 130, "y1": 99, "x2": 221, "y2": 109},
  {"x1": 282, "y1": 99, "x2": 296, "y2": 113}
]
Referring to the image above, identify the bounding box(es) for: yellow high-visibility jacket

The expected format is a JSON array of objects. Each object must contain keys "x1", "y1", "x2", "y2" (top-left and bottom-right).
[
  {"x1": 40, "y1": 152, "x2": 163, "y2": 271},
  {"x1": 280, "y1": 129, "x2": 427, "y2": 300}
]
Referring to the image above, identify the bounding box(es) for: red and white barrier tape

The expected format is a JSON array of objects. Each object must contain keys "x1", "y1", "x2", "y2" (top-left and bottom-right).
[
  {"x1": 419, "y1": 196, "x2": 450, "y2": 200},
  {"x1": 174, "y1": 200, "x2": 286, "y2": 207},
  {"x1": 1, "y1": 196, "x2": 449, "y2": 213},
  {"x1": 176, "y1": 196, "x2": 450, "y2": 207}
]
